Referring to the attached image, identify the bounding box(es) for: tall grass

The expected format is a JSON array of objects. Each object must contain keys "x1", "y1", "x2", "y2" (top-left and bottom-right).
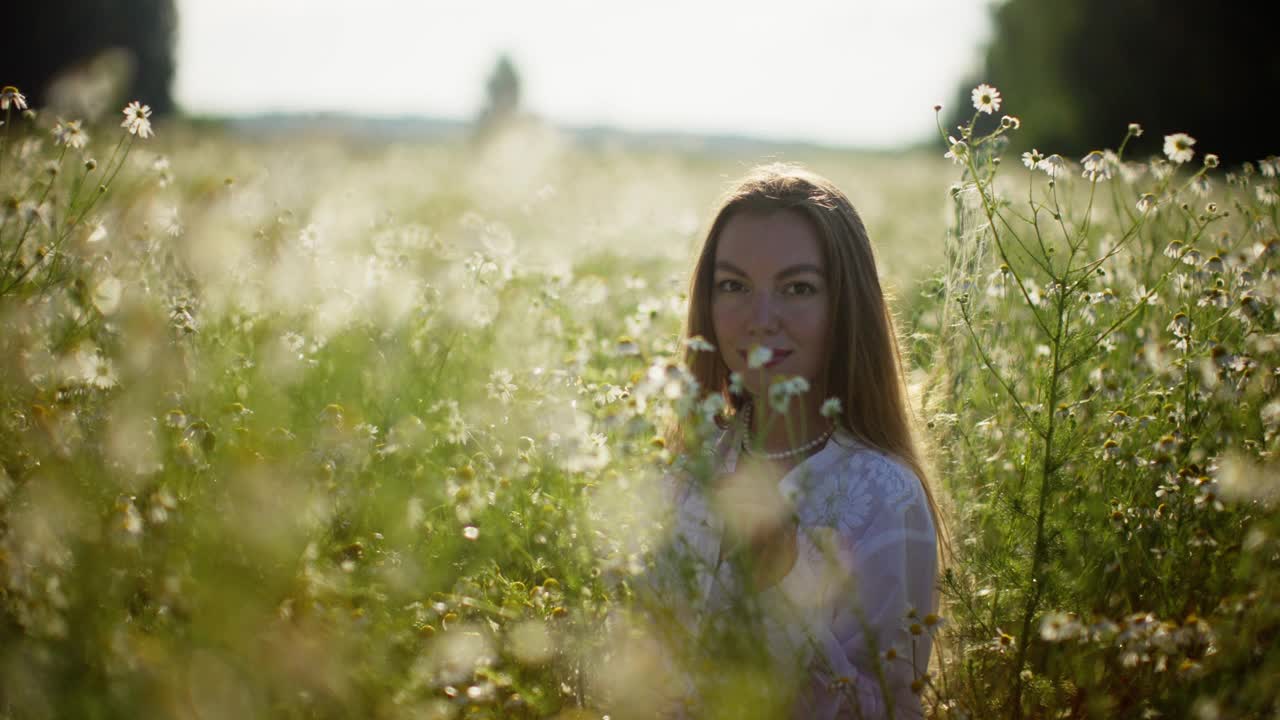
[{"x1": 924, "y1": 103, "x2": 1279, "y2": 719}]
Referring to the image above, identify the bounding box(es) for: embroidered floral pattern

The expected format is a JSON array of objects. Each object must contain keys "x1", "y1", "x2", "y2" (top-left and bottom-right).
[{"x1": 802, "y1": 450, "x2": 922, "y2": 535}]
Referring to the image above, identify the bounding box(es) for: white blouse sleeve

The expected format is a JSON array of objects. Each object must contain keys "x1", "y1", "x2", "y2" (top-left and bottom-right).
[{"x1": 791, "y1": 449, "x2": 938, "y2": 720}]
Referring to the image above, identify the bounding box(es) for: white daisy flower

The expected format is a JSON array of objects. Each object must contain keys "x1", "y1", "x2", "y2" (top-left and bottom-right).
[
  {"x1": 52, "y1": 120, "x2": 89, "y2": 150},
  {"x1": 121, "y1": 101, "x2": 154, "y2": 139},
  {"x1": 1037, "y1": 154, "x2": 1067, "y2": 178},
  {"x1": 1021, "y1": 149, "x2": 1044, "y2": 170},
  {"x1": 486, "y1": 369, "x2": 518, "y2": 403},
  {"x1": 79, "y1": 352, "x2": 118, "y2": 390},
  {"x1": 1080, "y1": 151, "x2": 1112, "y2": 181},
  {"x1": 0, "y1": 86, "x2": 27, "y2": 111},
  {"x1": 971, "y1": 84, "x2": 1002, "y2": 114},
  {"x1": 944, "y1": 136, "x2": 969, "y2": 165},
  {"x1": 1163, "y1": 133, "x2": 1195, "y2": 164}
]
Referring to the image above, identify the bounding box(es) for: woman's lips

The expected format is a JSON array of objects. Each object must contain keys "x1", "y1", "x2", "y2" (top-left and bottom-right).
[
  {"x1": 764, "y1": 350, "x2": 792, "y2": 368},
  {"x1": 738, "y1": 348, "x2": 793, "y2": 369}
]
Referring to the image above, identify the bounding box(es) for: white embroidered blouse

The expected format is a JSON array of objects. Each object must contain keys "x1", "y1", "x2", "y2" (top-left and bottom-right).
[{"x1": 656, "y1": 426, "x2": 939, "y2": 719}]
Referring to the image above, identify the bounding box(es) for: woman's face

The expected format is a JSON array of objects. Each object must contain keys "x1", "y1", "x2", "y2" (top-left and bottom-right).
[{"x1": 710, "y1": 210, "x2": 830, "y2": 398}]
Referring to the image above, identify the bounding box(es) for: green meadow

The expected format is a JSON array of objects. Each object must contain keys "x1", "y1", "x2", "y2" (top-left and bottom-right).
[{"x1": 1, "y1": 92, "x2": 1277, "y2": 718}]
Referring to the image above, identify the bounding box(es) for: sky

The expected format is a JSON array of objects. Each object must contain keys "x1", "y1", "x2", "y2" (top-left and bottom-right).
[{"x1": 175, "y1": 0, "x2": 994, "y2": 149}]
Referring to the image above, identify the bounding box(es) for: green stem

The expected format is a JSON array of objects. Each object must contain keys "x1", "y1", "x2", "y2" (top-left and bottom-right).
[
  {"x1": 958, "y1": 298, "x2": 1042, "y2": 436},
  {"x1": 964, "y1": 154, "x2": 1056, "y2": 341},
  {"x1": 2, "y1": 146, "x2": 67, "y2": 276},
  {"x1": 66, "y1": 134, "x2": 134, "y2": 233},
  {"x1": 1009, "y1": 275, "x2": 1067, "y2": 720},
  {"x1": 1060, "y1": 216, "x2": 1216, "y2": 373}
]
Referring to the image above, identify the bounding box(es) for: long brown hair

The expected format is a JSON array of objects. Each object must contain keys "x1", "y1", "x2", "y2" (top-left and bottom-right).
[{"x1": 682, "y1": 163, "x2": 947, "y2": 551}]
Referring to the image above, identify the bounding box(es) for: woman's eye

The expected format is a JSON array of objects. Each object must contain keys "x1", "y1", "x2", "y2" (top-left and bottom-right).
[
  {"x1": 715, "y1": 279, "x2": 746, "y2": 293},
  {"x1": 783, "y1": 281, "x2": 819, "y2": 296}
]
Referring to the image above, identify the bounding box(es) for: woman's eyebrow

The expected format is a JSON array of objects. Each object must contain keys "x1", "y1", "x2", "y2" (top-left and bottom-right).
[
  {"x1": 776, "y1": 264, "x2": 824, "y2": 280},
  {"x1": 713, "y1": 261, "x2": 824, "y2": 279},
  {"x1": 713, "y1": 260, "x2": 748, "y2": 276}
]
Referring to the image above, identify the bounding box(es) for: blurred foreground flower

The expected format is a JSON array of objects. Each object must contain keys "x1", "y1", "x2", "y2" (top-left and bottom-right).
[
  {"x1": 747, "y1": 346, "x2": 773, "y2": 369},
  {"x1": 1215, "y1": 451, "x2": 1280, "y2": 506},
  {"x1": 820, "y1": 397, "x2": 842, "y2": 419},
  {"x1": 79, "y1": 351, "x2": 118, "y2": 390},
  {"x1": 1039, "y1": 611, "x2": 1083, "y2": 642},
  {"x1": 685, "y1": 335, "x2": 715, "y2": 353},
  {"x1": 768, "y1": 376, "x2": 809, "y2": 414},
  {"x1": 486, "y1": 369, "x2": 517, "y2": 403}
]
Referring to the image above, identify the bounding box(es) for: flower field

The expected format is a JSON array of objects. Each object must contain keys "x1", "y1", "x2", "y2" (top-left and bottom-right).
[{"x1": 1, "y1": 85, "x2": 1277, "y2": 718}]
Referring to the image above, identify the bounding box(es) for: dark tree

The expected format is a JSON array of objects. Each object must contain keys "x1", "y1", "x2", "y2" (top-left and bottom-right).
[
  {"x1": 949, "y1": 0, "x2": 1279, "y2": 164},
  {"x1": 474, "y1": 54, "x2": 521, "y2": 137},
  {"x1": 3, "y1": 0, "x2": 178, "y2": 115}
]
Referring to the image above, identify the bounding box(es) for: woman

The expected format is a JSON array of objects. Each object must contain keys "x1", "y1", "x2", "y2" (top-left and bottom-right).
[{"x1": 655, "y1": 163, "x2": 943, "y2": 719}]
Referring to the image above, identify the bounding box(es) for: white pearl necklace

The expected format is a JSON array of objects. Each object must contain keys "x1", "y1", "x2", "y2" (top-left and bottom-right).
[{"x1": 738, "y1": 404, "x2": 834, "y2": 461}]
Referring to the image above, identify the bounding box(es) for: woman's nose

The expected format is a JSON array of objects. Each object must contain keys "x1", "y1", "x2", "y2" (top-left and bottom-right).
[{"x1": 749, "y1": 290, "x2": 779, "y2": 331}]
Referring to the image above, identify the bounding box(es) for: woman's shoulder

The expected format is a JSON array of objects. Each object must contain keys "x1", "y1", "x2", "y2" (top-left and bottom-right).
[
  {"x1": 824, "y1": 431, "x2": 922, "y2": 486},
  {"x1": 794, "y1": 432, "x2": 928, "y2": 526}
]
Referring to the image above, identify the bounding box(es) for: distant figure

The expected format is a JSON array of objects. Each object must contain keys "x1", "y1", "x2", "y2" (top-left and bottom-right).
[
  {"x1": 654, "y1": 164, "x2": 944, "y2": 718},
  {"x1": 473, "y1": 54, "x2": 520, "y2": 141}
]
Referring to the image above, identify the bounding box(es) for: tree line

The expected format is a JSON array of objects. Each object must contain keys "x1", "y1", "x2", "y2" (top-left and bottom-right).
[{"x1": 947, "y1": 0, "x2": 1277, "y2": 164}]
